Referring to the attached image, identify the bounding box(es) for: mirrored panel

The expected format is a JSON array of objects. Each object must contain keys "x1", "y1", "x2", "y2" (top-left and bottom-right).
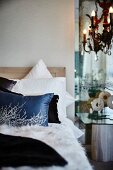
[{"x1": 75, "y1": 0, "x2": 113, "y2": 116}]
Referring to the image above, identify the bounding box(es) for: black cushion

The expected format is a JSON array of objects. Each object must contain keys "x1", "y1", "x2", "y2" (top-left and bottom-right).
[
  {"x1": 48, "y1": 95, "x2": 60, "y2": 123},
  {"x1": 0, "y1": 86, "x2": 22, "y2": 95},
  {"x1": 0, "y1": 77, "x2": 17, "y2": 90}
]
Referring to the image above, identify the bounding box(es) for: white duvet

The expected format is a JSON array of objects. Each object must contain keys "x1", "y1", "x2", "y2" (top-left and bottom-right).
[{"x1": 0, "y1": 118, "x2": 93, "y2": 170}]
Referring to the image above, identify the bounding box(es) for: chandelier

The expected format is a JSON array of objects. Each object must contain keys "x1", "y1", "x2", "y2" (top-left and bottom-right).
[{"x1": 83, "y1": 0, "x2": 113, "y2": 58}]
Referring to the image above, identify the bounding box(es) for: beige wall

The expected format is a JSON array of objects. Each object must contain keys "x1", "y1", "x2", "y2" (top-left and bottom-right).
[{"x1": 0, "y1": 0, "x2": 75, "y2": 119}]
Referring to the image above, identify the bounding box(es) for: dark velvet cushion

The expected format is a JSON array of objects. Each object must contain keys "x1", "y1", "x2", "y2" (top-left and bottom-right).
[
  {"x1": 0, "y1": 77, "x2": 17, "y2": 90},
  {"x1": 48, "y1": 95, "x2": 61, "y2": 123},
  {"x1": 0, "y1": 86, "x2": 22, "y2": 95},
  {"x1": 0, "y1": 91, "x2": 54, "y2": 127}
]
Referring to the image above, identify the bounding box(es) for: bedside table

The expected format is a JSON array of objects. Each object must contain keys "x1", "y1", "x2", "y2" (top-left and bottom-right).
[{"x1": 76, "y1": 112, "x2": 113, "y2": 162}]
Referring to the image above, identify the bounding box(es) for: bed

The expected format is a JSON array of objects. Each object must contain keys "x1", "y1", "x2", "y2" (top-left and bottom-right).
[{"x1": 0, "y1": 63, "x2": 93, "y2": 170}]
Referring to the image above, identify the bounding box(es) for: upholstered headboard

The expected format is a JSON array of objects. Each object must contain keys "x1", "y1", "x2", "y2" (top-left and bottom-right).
[{"x1": 0, "y1": 67, "x2": 65, "y2": 79}]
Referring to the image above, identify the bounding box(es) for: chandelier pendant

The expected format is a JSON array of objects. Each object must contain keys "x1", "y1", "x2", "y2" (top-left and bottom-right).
[{"x1": 83, "y1": 0, "x2": 113, "y2": 57}]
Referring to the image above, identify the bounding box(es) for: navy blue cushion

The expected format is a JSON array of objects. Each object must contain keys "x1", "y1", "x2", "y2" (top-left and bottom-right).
[{"x1": 0, "y1": 91, "x2": 54, "y2": 127}]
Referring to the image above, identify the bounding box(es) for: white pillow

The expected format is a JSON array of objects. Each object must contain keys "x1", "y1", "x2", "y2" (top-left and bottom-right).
[
  {"x1": 24, "y1": 59, "x2": 75, "y2": 107},
  {"x1": 24, "y1": 59, "x2": 52, "y2": 79},
  {"x1": 12, "y1": 78, "x2": 66, "y2": 121}
]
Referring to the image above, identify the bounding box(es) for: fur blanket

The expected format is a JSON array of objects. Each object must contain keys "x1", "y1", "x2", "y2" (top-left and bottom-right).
[{"x1": 0, "y1": 118, "x2": 93, "y2": 170}]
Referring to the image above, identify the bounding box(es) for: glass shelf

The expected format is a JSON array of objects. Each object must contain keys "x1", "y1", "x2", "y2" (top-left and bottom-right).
[{"x1": 76, "y1": 111, "x2": 113, "y2": 125}]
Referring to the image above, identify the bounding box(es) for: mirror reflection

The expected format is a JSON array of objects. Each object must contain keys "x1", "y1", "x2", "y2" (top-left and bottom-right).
[{"x1": 75, "y1": 0, "x2": 113, "y2": 115}]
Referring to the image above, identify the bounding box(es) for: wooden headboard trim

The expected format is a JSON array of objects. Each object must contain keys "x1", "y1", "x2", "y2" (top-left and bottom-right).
[{"x1": 0, "y1": 67, "x2": 65, "y2": 79}]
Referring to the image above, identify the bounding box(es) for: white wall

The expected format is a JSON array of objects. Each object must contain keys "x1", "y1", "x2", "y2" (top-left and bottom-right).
[{"x1": 0, "y1": 0, "x2": 75, "y2": 119}]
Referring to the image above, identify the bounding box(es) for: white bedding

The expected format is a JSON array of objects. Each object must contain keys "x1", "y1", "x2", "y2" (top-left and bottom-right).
[{"x1": 0, "y1": 118, "x2": 93, "y2": 170}]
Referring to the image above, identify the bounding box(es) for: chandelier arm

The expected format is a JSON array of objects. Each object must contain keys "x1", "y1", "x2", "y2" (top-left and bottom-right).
[
  {"x1": 84, "y1": 48, "x2": 91, "y2": 53},
  {"x1": 91, "y1": 31, "x2": 101, "y2": 44},
  {"x1": 91, "y1": 36, "x2": 101, "y2": 43},
  {"x1": 86, "y1": 14, "x2": 91, "y2": 20},
  {"x1": 84, "y1": 47, "x2": 91, "y2": 53},
  {"x1": 82, "y1": 43, "x2": 91, "y2": 53}
]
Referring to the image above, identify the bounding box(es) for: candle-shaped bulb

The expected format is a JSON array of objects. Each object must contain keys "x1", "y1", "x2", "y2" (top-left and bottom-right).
[
  {"x1": 83, "y1": 29, "x2": 87, "y2": 34},
  {"x1": 109, "y1": 6, "x2": 113, "y2": 26},
  {"x1": 91, "y1": 10, "x2": 95, "y2": 28},
  {"x1": 91, "y1": 10, "x2": 95, "y2": 17},
  {"x1": 108, "y1": 17, "x2": 110, "y2": 24},
  {"x1": 83, "y1": 29, "x2": 87, "y2": 43},
  {"x1": 109, "y1": 6, "x2": 113, "y2": 13}
]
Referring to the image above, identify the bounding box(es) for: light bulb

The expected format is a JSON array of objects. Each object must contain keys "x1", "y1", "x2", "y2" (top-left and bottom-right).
[
  {"x1": 108, "y1": 17, "x2": 110, "y2": 24},
  {"x1": 109, "y1": 6, "x2": 113, "y2": 13},
  {"x1": 83, "y1": 29, "x2": 87, "y2": 42},
  {"x1": 91, "y1": 10, "x2": 95, "y2": 17},
  {"x1": 83, "y1": 29, "x2": 87, "y2": 34}
]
